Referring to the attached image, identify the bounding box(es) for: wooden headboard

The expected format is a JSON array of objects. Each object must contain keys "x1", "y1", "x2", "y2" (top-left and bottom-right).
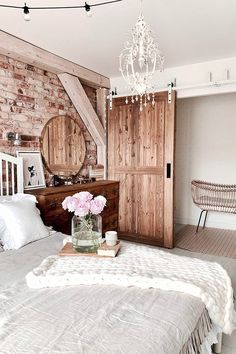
[{"x1": 0, "y1": 152, "x2": 24, "y2": 195}]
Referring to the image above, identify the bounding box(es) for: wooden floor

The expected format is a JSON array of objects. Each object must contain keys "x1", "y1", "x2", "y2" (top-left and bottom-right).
[
  {"x1": 173, "y1": 224, "x2": 236, "y2": 354},
  {"x1": 175, "y1": 224, "x2": 236, "y2": 258}
]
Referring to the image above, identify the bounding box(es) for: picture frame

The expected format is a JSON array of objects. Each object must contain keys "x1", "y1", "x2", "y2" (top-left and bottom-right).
[{"x1": 16, "y1": 151, "x2": 46, "y2": 190}]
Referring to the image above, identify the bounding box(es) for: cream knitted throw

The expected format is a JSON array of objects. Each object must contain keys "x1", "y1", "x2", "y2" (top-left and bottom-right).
[{"x1": 26, "y1": 242, "x2": 236, "y2": 335}]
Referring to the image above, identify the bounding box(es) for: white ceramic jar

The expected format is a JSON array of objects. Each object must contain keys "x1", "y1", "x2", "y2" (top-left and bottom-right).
[{"x1": 105, "y1": 231, "x2": 118, "y2": 246}]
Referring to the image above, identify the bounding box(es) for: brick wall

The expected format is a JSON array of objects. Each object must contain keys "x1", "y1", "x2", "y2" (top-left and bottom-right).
[{"x1": 0, "y1": 54, "x2": 97, "y2": 178}]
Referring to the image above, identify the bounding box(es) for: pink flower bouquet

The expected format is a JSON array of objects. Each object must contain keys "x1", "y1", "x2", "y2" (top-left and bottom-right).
[
  {"x1": 62, "y1": 191, "x2": 107, "y2": 253},
  {"x1": 62, "y1": 191, "x2": 107, "y2": 217}
]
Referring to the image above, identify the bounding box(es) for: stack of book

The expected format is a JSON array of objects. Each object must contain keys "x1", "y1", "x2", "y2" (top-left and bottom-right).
[{"x1": 97, "y1": 241, "x2": 121, "y2": 257}]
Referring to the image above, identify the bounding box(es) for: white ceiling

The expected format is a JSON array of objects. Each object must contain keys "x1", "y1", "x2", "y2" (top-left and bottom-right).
[{"x1": 0, "y1": 0, "x2": 236, "y2": 78}]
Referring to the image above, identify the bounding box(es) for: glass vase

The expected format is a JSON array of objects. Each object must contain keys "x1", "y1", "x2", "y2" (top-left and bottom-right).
[{"x1": 71, "y1": 214, "x2": 102, "y2": 253}]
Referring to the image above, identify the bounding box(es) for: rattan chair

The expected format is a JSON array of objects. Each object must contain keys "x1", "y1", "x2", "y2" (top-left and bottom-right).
[{"x1": 191, "y1": 180, "x2": 236, "y2": 232}]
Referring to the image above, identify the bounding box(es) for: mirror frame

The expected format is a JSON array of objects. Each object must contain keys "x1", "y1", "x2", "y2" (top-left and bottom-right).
[{"x1": 40, "y1": 115, "x2": 86, "y2": 177}]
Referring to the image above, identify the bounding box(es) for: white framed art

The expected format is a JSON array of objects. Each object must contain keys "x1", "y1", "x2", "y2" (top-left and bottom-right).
[{"x1": 16, "y1": 151, "x2": 46, "y2": 190}]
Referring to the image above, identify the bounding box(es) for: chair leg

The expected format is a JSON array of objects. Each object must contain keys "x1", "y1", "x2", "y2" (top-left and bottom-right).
[
  {"x1": 203, "y1": 210, "x2": 208, "y2": 229},
  {"x1": 196, "y1": 210, "x2": 205, "y2": 233}
]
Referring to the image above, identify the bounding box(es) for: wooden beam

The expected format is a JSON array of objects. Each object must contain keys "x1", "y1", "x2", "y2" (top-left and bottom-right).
[
  {"x1": 96, "y1": 88, "x2": 108, "y2": 129},
  {"x1": 96, "y1": 88, "x2": 108, "y2": 178},
  {"x1": 58, "y1": 73, "x2": 107, "y2": 177},
  {"x1": 58, "y1": 73, "x2": 106, "y2": 145},
  {"x1": 0, "y1": 30, "x2": 110, "y2": 89}
]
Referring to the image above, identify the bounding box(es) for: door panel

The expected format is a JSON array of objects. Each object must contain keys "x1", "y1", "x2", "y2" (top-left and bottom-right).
[
  {"x1": 137, "y1": 99, "x2": 165, "y2": 167},
  {"x1": 135, "y1": 174, "x2": 164, "y2": 239},
  {"x1": 118, "y1": 173, "x2": 136, "y2": 233},
  {"x1": 108, "y1": 91, "x2": 176, "y2": 248}
]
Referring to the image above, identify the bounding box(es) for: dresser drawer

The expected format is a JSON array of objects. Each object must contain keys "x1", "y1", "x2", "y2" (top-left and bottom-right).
[
  {"x1": 102, "y1": 198, "x2": 118, "y2": 216},
  {"x1": 39, "y1": 186, "x2": 119, "y2": 212},
  {"x1": 100, "y1": 185, "x2": 119, "y2": 200},
  {"x1": 83, "y1": 186, "x2": 119, "y2": 200},
  {"x1": 103, "y1": 213, "x2": 119, "y2": 233},
  {"x1": 38, "y1": 195, "x2": 65, "y2": 213}
]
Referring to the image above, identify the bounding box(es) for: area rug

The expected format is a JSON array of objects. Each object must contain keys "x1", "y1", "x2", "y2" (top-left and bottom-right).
[{"x1": 175, "y1": 224, "x2": 236, "y2": 258}]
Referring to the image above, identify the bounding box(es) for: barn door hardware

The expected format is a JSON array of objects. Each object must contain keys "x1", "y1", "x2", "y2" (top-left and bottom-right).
[
  {"x1": 168, "y1": 79, "x2": 176, "y2": 103},
  {"x1": 107, "y1": 87, "x2": 117, "y2": 110}
]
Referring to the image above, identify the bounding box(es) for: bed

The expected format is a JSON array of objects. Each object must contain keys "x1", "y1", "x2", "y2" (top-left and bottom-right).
[{"x1": 0, "y1": 152, "x2": 234, "y2": 353}]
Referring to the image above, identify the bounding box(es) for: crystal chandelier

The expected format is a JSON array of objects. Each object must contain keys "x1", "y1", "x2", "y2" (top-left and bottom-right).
[{"x1": 119, "y1": 9, "x2": 164, "y2": 111}]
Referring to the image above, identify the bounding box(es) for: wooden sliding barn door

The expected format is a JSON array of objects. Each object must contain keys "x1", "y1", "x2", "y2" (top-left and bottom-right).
[{"x1": 108, "y1": 91, "x2": 176, "y2": 248}]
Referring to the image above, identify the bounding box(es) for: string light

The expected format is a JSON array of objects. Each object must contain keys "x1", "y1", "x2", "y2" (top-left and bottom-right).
[
  {"x1": 23, "y1": 3, "x2": 30, "y2": 21},
  {"x1": 85, "y1": 2, "x2": 92, "y2": 17},
  {"x1": 0, "y1": 0, "x2": 122, "y2": 21}
]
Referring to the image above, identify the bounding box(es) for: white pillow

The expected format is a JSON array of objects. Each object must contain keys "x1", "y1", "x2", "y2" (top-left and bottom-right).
[
  {"x1": 0, "y1": 193, "x2": 37, "y2": 203},
  {"x1": 12, "y1": 193, "x2": 37, "y2": 203},
  {"x1": 0, "y1": 220, "x2": 5, "y2": 252},
  {"x1": 0, "y1": 194, "x2": 40, "y2": 249},
  {"x1": 0, "y1": 199, "x2": 49, "y2": 250},
  {"x1": 0, "y1": 195, "x2": 13, "y2": 202}
]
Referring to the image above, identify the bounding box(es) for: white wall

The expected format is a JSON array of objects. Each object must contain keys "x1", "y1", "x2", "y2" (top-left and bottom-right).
[
  {"x1": 175, "y1": 93, "x2": 236, "y2": 229},
  {"x1": 111, "y1": 56, "x2": 236, "y2": 99}
]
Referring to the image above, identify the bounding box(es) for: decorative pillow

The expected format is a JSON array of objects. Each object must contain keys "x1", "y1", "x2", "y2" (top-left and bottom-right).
[{"x1": 0, "y1": 199, "x2": 49, "y2": 250}]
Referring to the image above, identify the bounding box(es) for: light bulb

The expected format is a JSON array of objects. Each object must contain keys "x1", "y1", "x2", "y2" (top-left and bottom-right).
[
  {"x1": 85, "y1": 2, "x2": 92, "y2": 17},
  {"x1": 24, "y1": 13, "x2": 31, "y2": 21},
  {"x1": 86, "y1": 9, "x2": 92, "y2": 17},
  {"x1": 23, "y1": 3, "x2": 31, "y2": 21}
]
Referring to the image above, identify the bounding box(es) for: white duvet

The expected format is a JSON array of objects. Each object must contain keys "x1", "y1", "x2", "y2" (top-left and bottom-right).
[{"x1": 26, "y1": 242, "x2": 236, "y2": 336}]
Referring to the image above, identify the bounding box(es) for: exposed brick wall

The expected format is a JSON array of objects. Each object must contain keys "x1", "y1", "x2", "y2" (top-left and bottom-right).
[{"x1": 0, "y1": 54, "x2": 97, "y2": 178}]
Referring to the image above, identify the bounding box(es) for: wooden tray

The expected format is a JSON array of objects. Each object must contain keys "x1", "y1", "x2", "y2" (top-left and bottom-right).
[{"x1": 59, "y1": 241, "x2": 121, "y2": 258}]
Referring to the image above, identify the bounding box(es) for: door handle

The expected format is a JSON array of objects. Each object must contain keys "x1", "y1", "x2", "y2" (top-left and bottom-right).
[{"x1": 166, "y1": 163, "x2": 171, "y2": 178}]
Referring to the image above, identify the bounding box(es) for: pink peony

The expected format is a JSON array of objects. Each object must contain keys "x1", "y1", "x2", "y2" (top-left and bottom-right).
[
  {"x1": 74, "y1": 191, "x2": 93, "y2": 203},
  {"x1": 74, "y1": 201, "x2": 90, "y2": 217},
  {"x1": 90, "y1": 196, "x2": 107, "y2": 215},
  {"x1": 62, "y1": 192, "x2": 107, "y2": 217},
  {"x1": 62, "y1": 196, "x2": 79, "y2": 213}
]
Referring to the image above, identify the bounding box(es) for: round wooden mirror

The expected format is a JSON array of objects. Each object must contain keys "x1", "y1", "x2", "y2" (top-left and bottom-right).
[{"x1": 40, "y1": 115, "x2": 86, "y2": 177}]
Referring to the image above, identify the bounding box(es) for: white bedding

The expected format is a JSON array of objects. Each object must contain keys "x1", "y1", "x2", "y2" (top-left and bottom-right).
[
  {"x1": 26, "y1": 242, "x2": 236, "y2": 336},
  {"x1": 0, "y1": 233, "x2": 223, "y2": 353}
]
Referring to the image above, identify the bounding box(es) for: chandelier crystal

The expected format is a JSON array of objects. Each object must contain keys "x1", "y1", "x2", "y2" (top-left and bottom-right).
[{"x1": 119, "y1": 13, "x2": 164, "y2": 111}]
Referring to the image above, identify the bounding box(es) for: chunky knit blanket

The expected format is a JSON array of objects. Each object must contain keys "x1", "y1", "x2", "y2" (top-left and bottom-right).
[{"x1": 26, "y1": 242, "x2": 236, "y2": 335}]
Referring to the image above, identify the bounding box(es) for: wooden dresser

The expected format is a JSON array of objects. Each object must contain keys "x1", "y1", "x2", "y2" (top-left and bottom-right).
[{"x1": 28, "y1": 180, "x2": 119, "y2": 235}]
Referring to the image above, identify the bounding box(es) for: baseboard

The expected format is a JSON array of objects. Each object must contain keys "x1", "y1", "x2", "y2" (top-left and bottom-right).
[{"x1": 175, "y1": 216, "x2": 236, "y2": 230}]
